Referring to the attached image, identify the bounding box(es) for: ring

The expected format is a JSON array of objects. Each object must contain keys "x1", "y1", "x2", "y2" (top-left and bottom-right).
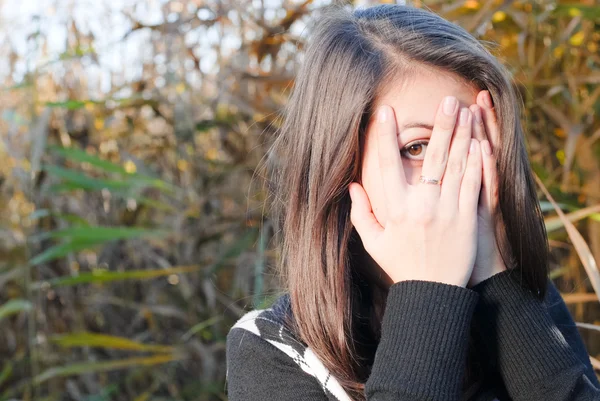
[{"x1": 419, "y1": 175, "x2": 442, "y2": 185}]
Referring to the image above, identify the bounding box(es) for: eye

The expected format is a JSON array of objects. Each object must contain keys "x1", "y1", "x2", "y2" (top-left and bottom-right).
[{"x1": 400, "y1": 139, "x2": 429, "y2": 161}]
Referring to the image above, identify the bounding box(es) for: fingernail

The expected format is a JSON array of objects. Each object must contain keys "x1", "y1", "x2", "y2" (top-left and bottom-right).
[
  {"x1": 469, "y1": 139, "x2": 477, "y2": 154},
  {"x1": 484, "y1": 91, "x2": 494, "y2": 108},
  {"x1": 482, "y1": 140, "x2": 492, "y2": 156},
  {"x1": 443, "y1": 96, "x2": 458, "y2": 115},
  {"x1": 459, "y1": 108, "x2": 470, "y2": 126},
  {"x1": 474, "y1": 107, "x2": 482, "y2": 123},
  {"x1": 377, "y1": 106, "x2": 389, "y2": 123}
]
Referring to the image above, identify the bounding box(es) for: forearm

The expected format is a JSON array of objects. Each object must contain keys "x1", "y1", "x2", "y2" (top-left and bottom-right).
[{"x1": 365, "y1": 280, "x2": 479, "y2": 400}]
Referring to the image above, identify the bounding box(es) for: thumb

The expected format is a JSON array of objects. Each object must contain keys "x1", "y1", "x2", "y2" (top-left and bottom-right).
[{"x1": 349, "y1": 183, "x2": 383, "y2": 247}]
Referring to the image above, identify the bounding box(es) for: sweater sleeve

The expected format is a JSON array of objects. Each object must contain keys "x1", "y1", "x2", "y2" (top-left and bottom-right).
[
  {"x1": 471, "y1": 269, "x2": 600, "y2": 400},
  {"x1": 226, "y1": 281, "x2": 480, "y2": 401},
  {"x1": 365, "y1": 280, "x2": 480, "y2": 401}
]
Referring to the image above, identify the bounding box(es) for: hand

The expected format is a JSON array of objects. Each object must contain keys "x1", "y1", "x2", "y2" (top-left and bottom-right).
[
  {"x1": 467, "y1": 90, "x2": 508, "y2": 287},
  {"x1": 349, "y1": 97, "x2": 482, "y2": 288}
]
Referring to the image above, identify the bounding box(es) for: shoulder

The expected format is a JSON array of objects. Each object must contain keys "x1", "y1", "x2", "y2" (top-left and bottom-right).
[
  {"x1": 226, "y1": 293, "x2": 352, "y2": 401},
  {"x1": 227, "y1": 293, "x2": 309, "y2": 372}
]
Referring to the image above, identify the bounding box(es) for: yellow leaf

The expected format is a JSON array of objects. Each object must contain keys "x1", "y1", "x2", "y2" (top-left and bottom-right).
[
  {"x1": 556, "y1": 149, "x2": 565, "y2": 165},
  {"x1": 588, "y1": 42, "x2": 598, "y2": 53},
  {"x1": 177, "y1": 159, "x2": 188, "y2": 172},
  {"x1": 51, "y1": 332, "x2": 174, "y2": 353},
  {"x1": 205, "y1": 148, "x2": 218, "y2": 161},
  {"x1": 94, "y1": 118, "x2": 104, "y2": 130},
  {"x1": 175, "y1": 83, "x2": 186, "y2": 94},
  {"x1": 464, "y1": 0, "x2": 480, "y2": 10},
  {"x1": 124, "y1": 160, "x2": 137, "y2": 174},
  {"x1": 570, "y1": 31, "x2": 585, "y2": 47},
  {"x1": 553, "y1": 46, "x2": 565, "y2": 59},
  {"x1": 568, "y1": 7, "x2": 582, "y2": 17},
  {"x1": 492, "y1": 11, "x2": 506, "y2": 22},
  {"x1": 20, "y1": 159, "x2": 31, "y2": 172}
]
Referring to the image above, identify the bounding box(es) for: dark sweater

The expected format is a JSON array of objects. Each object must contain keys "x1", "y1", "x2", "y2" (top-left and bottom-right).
[{"x1": 226, "y1": 270, "x2": 600, "y2": 400}]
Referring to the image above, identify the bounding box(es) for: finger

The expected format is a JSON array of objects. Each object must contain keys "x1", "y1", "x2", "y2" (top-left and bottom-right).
[
  {"x1": 459, "y1": 139, "x2": 483, "y2": 214},
  {"x1": 349, "y1": 183, "x2": 384, "y2": 248},
  {"x1": 469, "y1": 104, "x2": 486, "y2": 142},
  {"x1": 440, "y1": 108, "x2": 472, "y2": 208},
  {"x1": 477, "y1": 90, "x2": 500, "y2": 147},
  {"x1": 420, "y1": 95, "x2": 459, "y2": 195},
  {"x1": 375, "y1": 105, "x2": 407, "y2": 215},
  {"x1": 480, "y1": 139, "x2": 498, "y2": 212}
]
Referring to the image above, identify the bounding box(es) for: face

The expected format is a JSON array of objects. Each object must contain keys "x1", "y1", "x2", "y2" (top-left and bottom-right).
[{"x1": 361, "y1": 67, "x2": 479, "y2": 226}]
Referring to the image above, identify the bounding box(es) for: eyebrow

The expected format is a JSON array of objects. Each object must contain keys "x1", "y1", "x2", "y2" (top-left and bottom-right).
[{"x1": 399, "y1": 122, "x2": 434, "y2": 131}]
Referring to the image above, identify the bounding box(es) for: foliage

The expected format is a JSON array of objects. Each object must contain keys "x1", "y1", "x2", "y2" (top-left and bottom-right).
[{"x1": 0, "y1": 0, "x2": 599, "y2": 400}]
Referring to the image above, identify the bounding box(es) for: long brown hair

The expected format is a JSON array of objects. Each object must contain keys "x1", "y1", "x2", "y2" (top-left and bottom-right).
[{"x1": 264, "y1": 4, "x2": 548, "y2": 399}]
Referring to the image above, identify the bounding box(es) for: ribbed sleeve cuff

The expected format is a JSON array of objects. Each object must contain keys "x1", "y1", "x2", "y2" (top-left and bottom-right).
[
  {"x1": 471, "y1": 270, "x2": 581, "y2": 393},
  {"x1": 365, "y1": 280, "x2": 479, "y2": 401}
]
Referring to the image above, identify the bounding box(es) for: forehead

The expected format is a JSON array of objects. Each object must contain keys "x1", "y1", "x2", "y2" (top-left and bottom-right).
[{"x1": 376, "y1": 67, "x2": 479, "y2": 128}]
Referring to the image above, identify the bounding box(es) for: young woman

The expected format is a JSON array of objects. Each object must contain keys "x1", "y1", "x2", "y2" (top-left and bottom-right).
[{"x1": 226, "y1": 4, "x2": 600, "y2": 401}]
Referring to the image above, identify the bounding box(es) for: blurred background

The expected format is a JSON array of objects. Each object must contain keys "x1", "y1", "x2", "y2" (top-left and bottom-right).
[{"x1": 0, "y1": 0, "x2": 599, "y2": 399}]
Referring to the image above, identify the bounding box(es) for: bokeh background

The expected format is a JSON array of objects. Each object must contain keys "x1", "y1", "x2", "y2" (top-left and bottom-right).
[{"x1": 1, "y1": 0, "x2": 600, "y2": 400}]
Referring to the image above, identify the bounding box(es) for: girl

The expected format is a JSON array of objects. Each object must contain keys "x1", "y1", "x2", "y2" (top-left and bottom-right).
[{"x1": 226, "y1": 4, "x2": 600, "y2": 400}]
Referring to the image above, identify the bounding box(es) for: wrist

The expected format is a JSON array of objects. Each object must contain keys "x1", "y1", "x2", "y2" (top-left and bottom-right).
[{"x1": 468, "y1": 260, "x2": 507, "y2": 288}]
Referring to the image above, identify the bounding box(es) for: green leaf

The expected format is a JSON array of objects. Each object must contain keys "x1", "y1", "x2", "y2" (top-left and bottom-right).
[
  {"x1": 50, "y1": 332, "x2": 173, "y2": 353},
  {"x1": 48, "y1": 146, "x2": 176, "y2": 193},
  {"x1": 554, "y1": 4, "x2": 600, "y2": 19},
  {"x1": 0, "y1": 299, "x2": 33, "y2": 321},
  {"x1": 29, "y1": 240, "x2": 103, "y2": 266},
  {"x1": 181, "y1": 316, "x2": 222, "y2": 341},
  {"x1": 31, "y1": 265, "x2": 201, "y2": 288},
  {"x1": 0, "y1": 362, "x2": 13, "y2": 389},
  {"x1": 45, "y1": 163, "x2": 176, "y2": 195},
  {"x1": 45, "y1": 100, "x2": 101, "y2": 110},
  {"x1": 195, "y1": 120, "x2": 218, "y2": 132},
  {"x1": 82, "y1": 385, "x2": 119, "y2": 401},
  {"x1": 33, "y1": 354, "x2": 184, "y2": 385},
  {"x1": 49, "y1": 146, "x2": 128, "y2": 174},
  {"x1": 28, "y1": 209, "x2": 90, "y2": 226},
  {"x1": 44, "y1": 165, "x2": 132, "y2": 192},
  {"x1": 30, "y1": 227, "x2": 167, "y2": 266},
  {"x1": 59, "y1": 45, "x2": 96, "y2": 60},
  {"x1": 135, "y1": 196, "x2": 177, "y2": 212},
  {"x1": 47, "y1": 226, "x2": 167, "y2": 242}
]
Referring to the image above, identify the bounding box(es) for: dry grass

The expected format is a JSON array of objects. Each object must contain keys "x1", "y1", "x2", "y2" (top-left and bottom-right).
[{"x1": 0, "y1": 0, "x2": 599, "y2": 400}]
